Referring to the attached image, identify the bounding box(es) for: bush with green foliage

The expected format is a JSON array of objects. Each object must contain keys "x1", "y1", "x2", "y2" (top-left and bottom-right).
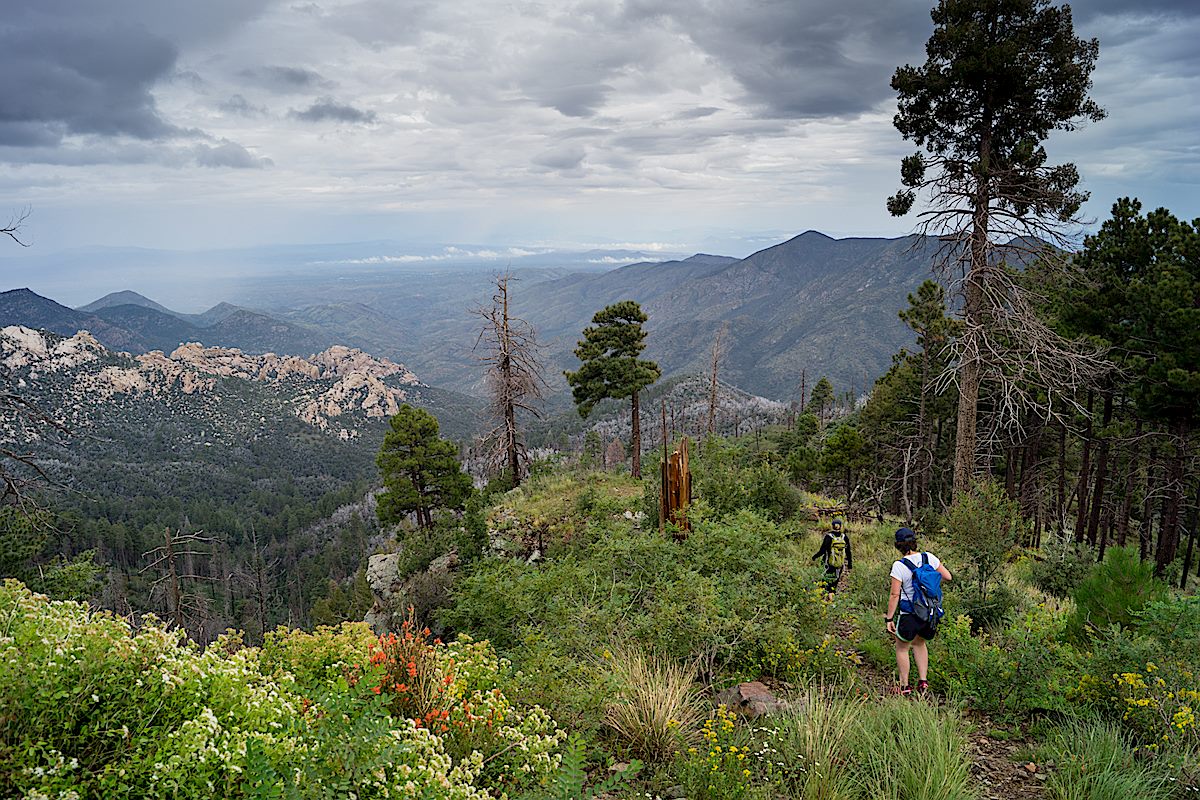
[
  {"x1": 1028, "y1": 535, "x2": 1096, "y2": 599},
  {"x1": 949, "y1": 580, "x2": 1019, "y2": 632},
  {"x1": 444, "y1": 508, "x2": 832, "y2": 725},
  {"x1": 690, "y1": 438, "x2": 801, "y2": 522},
  {"x1": 1069, "y1": 546, "x2": 1168, "y2": 639},
  {"x1": 932, "y1": 604, "x2": 1074, "y2": 718},
  {"x1": 945, "y1": 479, "x2": 1024, "y2": 602},
  {"x1": 0, "y1": 580, "x2": 562, "y2": 799}
]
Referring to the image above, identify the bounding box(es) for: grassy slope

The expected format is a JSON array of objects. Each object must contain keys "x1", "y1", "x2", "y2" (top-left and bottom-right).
[{"x1": 435, "y1": 461, "x2": 1197, "y2": 799}]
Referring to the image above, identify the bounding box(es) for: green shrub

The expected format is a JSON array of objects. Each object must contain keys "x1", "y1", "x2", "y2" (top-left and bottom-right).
[
  {"x1": 444, "y1": 509, "x2": 832, "y2": 723},
  {"x1": 1040, "y1": 721, "x2": 1176, "y2": 800},
  {"x1": 692, "y1": 438, "x2": 801, "y2": 522},
  {"x1": 912, "y1": 505, "x2": 943, "y2": 538},
  {"x1": 949, "y1": 581, "x2": 1019, "y2": 632},
  {"x1": 1069, "y1": 547, "x2": 1168, "y2": 639},
  {"x1": 1028, "y1": 536, "x2": 1096, "y2": 599},
  {"x1": 1133, "y1": 593, "x2": 1200, "y2": 643},
  {"x1": 945, "y1": 479, "x2": 1024, "y2": 602},
  {"x1": 931, "y1": 605, "x2": 1073, "y2": 719},
  {"x1": 747, "y1": 465, "x2": 802, "y2": 521}
]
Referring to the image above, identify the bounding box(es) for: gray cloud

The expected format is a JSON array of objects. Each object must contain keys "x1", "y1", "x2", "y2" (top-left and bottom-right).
[
  {"x1": 1074, "y1": 0, "x2": 1200, "y2": 21},
  {"x1": 239, "y1": 65, "x2": 333, "y2": 93},
  {"x1": 5, "y1": 1, "x2": 275, "y2": 46},
  {"x1": 678, "y1": 107, "x2": 721, "y2": 119},
  {"x1": 323, "y1": 0, "x2": 437, "y2": 48},
  {"x1": 0, "y1": 25, "x2": 180, "y2": 146},
  {"x1": 0, "y1": 0, "x2": 276, "y2": 165},
  {"x1": 532, "y1": 145, "x2": 587, "y2": 171},
  {"x1": 291, "y1": 97, "x2": 378, "y2": 123},
  {"x1": 219, "y1": 94, "x2": 267, "y2": 117},
  {"x1": 1, "y1": 0, "x2": 1196, "y2": 252},
  {"x1": 622, "y1": 0, "x2": 933, "y2": 119},
  {"x1": 194, "y1": 141, "x2": 273, "y2": 168},
  {"x1": 0, "y1": 139, "x2": 271, "y2": 169}
]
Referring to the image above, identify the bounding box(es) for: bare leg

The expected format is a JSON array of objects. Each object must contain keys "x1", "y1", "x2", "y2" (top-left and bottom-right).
[
  {"x1": 894, "y1": 637, "x2": 911, "y2": 686},
  {"x1": 911, "y1": 637, "x2": 929, "y2": 682}
]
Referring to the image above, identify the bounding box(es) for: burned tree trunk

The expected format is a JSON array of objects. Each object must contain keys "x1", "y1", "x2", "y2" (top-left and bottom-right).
[{"x1": 474, "y1": 274, "x2": 546, "y2": 487}]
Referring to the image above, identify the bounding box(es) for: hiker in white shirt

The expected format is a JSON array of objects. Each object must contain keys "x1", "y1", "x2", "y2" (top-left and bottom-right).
[{"x1": 885, "y1": 527, "x2": 952, "y2": 696}]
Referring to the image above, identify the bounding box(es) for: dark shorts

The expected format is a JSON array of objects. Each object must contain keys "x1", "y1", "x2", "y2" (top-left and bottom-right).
[
  {"x1": 896, "y1": 613, "x2": 937, "y2": 643},
  {"x1": 823, "y1": 567, "x2": 843, "y2": 591}
]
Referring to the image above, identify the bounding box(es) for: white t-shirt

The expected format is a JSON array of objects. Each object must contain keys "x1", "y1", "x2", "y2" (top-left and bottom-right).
[{"x1": 890, "y1": 552, "x2": 942, "y2": 609}]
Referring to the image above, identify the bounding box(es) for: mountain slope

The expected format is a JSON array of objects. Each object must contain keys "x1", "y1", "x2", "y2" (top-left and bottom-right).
[
  {"x1": 520, "y1": 232, "x2": 935, "y2": 398},
  {"x1": 0, "y1": 288, "x2": 151, "y2": 352},
  {"x1": 78, "y1": 290, "x2": 179, "y2": 317},
  {"x1": 88, "y1": 303, "x2": 206, "y2": 353}
]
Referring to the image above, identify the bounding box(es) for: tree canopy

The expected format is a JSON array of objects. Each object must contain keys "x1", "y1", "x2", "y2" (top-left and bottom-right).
[
  {"x1": 565, "y1": 300, "x2": 661, "y2": 478},
  {"x1": 888, "y1": 0, "x2": 1105, "y2": 496},
  {"x1": 376, "y1": 405, "x2": 473, "y2": 529}
]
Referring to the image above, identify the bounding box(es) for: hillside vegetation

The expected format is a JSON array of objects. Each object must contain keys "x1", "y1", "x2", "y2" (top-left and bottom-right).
[{"x1": 4, "y1": 441, "x2": 1197, "y2": 798}]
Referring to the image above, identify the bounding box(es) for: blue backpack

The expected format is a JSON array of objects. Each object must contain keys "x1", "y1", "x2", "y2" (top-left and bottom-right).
[{"x1": 896, "y1": 553, "x2": 944, "y2": 627}]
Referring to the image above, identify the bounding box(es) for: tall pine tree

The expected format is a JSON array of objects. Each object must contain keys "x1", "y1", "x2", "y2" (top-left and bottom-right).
[
  {"x1": 565, "y1": 301, "x2": 661, "y2": 479},
  {"x1": 888, "y1": 0, "x2": 1105, "y2": 496}
]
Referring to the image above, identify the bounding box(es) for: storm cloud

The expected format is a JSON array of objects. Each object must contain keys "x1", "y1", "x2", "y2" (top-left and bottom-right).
[
  {"x1": 0, "y1": 25, "x2": 180, "y2": 146},
  {"x1": 0, "y1": 0, "x2": 1197, "y2": 253},
  {"x1": 239, "y1": 65, "x2": 333, "y2": 93}
]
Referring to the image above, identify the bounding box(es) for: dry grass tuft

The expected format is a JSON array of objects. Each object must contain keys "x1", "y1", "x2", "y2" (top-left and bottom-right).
[{"x1": 602, "y1": 644, "x2": 704, "y2": 760}]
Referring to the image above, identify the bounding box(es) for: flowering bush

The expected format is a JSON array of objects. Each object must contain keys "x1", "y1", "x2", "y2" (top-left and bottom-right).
[
  {"x1": 259, "y1": 619, "x2": 377, "y2": 687},
  {"x1": 0, "y1": 580, "x2": 562, "y2": 799},
  {"x1": 1074, "y1": 658, "x2": 1200, "y2": 751},
  {"x1": 742, "y1": 631, "x2": 858, "y2": 684},
  {"x1": 368, "y1": 610, "x2": 566, "y2": 791},
  {"x1": 676, "y1": 706, "x2": 763, "y2": 800}
]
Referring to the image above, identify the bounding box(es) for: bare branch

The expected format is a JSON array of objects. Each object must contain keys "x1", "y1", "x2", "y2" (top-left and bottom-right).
[{"x1": 2, "y1": 207, "x2": 31, "y2": 247}]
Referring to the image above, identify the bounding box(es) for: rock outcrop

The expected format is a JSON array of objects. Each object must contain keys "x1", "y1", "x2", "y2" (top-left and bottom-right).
[
  {"x1": 1, "y1": 326, "x2": 105, "y2": 371},
  {"x1": 1, "y1": 326, "x2": 423, "y2": 435},
  {"x1": 364, "y1": 549, "x2": 460, "y2": 634}
]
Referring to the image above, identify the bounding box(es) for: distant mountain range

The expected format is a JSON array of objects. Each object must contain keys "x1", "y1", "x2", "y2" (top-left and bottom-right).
[
  {"x1": 0, "y1": 288, "x2": 333, "y2": 357},
  {"x1": 1, "y1": 230, "x2": 944, "y2": 401},
  {"x1": 512, "y1": 231, "x2": 935, "y2": 399}
]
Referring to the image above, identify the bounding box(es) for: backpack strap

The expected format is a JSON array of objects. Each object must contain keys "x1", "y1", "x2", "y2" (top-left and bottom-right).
[{"x1": 920, "y1": 552, "x2": 929, "y2": 567}]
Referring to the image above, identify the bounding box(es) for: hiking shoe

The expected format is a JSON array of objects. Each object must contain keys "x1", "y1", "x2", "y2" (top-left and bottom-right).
[
  {"x1": 891, "y1": 684, "x2": 913, "y2": 697},
  {"x1": 916, "y1": 680, "x2": 929, "y2": 695}
]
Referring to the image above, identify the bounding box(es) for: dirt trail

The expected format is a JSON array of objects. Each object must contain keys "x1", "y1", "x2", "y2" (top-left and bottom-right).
[{"x1": 829, "y1": 590, "x2": 1048, "y2": 800}]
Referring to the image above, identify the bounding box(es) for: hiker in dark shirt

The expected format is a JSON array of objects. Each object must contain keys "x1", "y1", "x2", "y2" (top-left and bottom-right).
[{"x1": 811, "y1": 517, "x2": 853, "y2": 594}]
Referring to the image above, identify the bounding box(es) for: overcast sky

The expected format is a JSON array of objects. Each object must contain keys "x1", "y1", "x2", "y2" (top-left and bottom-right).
[{"x1": 1, "y1": 0, "x2": 1197, "y2": 257}]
